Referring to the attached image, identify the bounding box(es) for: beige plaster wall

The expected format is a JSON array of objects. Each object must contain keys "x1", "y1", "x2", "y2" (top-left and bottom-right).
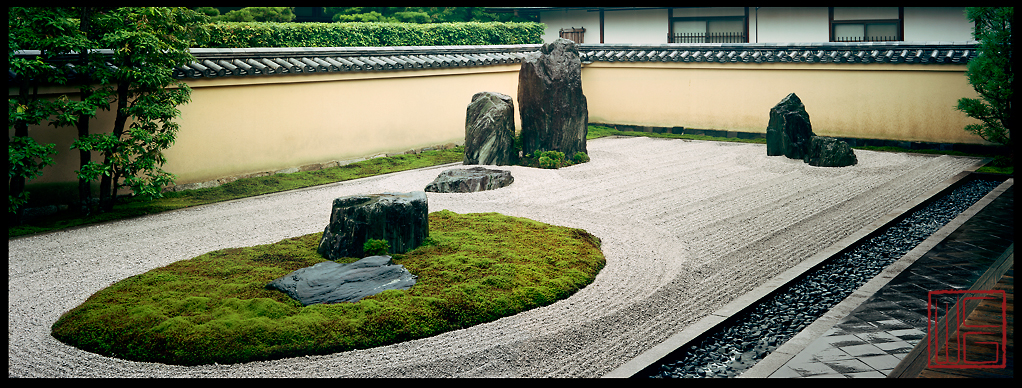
[
  {"x1": 10, "y1": 59, "x2": 989, "y2": 197},
  {"x1": 11, "y1": 65, "x2": 523, "y2": 187},
  {"x1": 581, "y1": 61, "x2": 985, "y2": 144},
  {"x1": 167, "y1": 65, "x2": 522, "y2": 184}
]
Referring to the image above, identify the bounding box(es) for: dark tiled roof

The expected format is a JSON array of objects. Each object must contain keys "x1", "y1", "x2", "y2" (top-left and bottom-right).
[
  {"x1": 172, "y1": 45, "x2": 542, "y2": 78},
  {"x1": 9, "y1": 42, "x2": 978, "y2": 83},
  {"x1": 577, "y1": 42, "x2": 978, "y2": 64}
]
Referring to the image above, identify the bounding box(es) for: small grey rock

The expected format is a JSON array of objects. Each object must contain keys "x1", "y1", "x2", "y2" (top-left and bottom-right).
[
  {"x1": 804, "y1": 136, "x2": 858, "y2": 167},
  {"x1": 424, "y1": 167, "x2": 514, "y2": 193}
]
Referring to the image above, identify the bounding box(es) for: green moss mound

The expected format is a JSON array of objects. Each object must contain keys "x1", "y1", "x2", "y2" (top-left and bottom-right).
[{"x1": 51, "y1": 210, "x2": 605, "y2": 365}]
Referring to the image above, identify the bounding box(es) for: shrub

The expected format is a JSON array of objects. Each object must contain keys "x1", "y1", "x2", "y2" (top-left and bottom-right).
[
  {"x1": 363, "y1": 239, "x2": 390, "y2": 257},
  {"x1": 572, "y1": 152, "x2": 590, "y2": 164},
  {"x1": 538, "y1": 151, "x2": 564, "y2": 169},
  {"x1": 520, "y1": 149, "x2": 590, "y2": 169},
  {"x1": 195, "y1": 21, "x2": 545, "y2": 48},
  {"x1": 333, "y1": 11, "x2": 393, "y2": 23},
  {"x1": 216, "y1": 7, "x2": 296, "y2": 23}
]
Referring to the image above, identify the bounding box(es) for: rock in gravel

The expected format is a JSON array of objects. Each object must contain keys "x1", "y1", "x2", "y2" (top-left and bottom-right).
[
  {"x1": 518, "y1": 38, "x2": 589, "y2": 158},
  {"x1": 266, "y1": 255, "x2": 417, "y2": 305},
  {"x1": 424, "y1": 167, "x2": 514, "y2": 193},
  {"x1": 317, "y1": 192, "x2": 428, "y2": 260},
  {"x1": 805, "y1": 136, "x2": 858, "y2": 167},
  {"x1": 464, "y1": 91, "x2": 516, "y2": 166},
  {"x1": 766, "y1": 93, "x2": 815, "y2": 160}
]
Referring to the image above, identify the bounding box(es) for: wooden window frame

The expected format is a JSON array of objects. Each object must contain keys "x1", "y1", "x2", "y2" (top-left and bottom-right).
[
  {"x1": 668, "y1": 8, "x2": 750, "y2": 43},
  {"x1": 829, "y1": 7, "x2": 904, "y2": 42},
  {"x1": 559, "y1": 27, "x2": 586, "y2": 44}
]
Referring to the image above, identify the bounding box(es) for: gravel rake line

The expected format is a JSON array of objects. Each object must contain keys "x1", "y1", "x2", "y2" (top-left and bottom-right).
[{"x1": 8, "y1": 137, "x2": 987, "y2": 378}]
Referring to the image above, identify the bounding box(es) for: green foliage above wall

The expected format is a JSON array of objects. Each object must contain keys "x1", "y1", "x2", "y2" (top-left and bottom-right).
[{"x1": 195, "y1": 22, "x2": 545, "y2": 48}]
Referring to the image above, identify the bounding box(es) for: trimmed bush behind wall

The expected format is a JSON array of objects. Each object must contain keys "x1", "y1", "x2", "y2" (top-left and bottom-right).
[{"x1": 196, "y1": 22, "x2": 545, "y2": 48}]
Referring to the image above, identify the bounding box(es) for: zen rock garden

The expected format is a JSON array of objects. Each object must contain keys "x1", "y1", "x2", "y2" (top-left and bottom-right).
[
  {"x1": 267, "y1": 192, "x2": 428, "y2": 305},
  {"x1": 767, "y1": 93, "x2": 857, "y2": 167},
  {"x1": 462, "y1": 38, "x2": 591, "y2": 170},
  {"x1": 429, "y1": 38, "x2": 592, "y2": 194},
  {"x1": 268, "y1": 39, "x2": 594, "y2": 306}
]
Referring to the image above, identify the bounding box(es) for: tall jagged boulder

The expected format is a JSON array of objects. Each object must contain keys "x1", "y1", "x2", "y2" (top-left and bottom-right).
[
  {"x1": 317, "y1": 192, "x2": 428, "y2": 260},
  {"x1": 518, "y1": 38, "x2": 588, "y2": 158},
  {"x1": 767, "y1": 93, "x2": 815, "y2": 160},
  {"x1": 805, "y1": 136, "x2": 858, "y2": 167},
  {"x1": 464, "y1": 91, "x2": 516, "y2": 166}
]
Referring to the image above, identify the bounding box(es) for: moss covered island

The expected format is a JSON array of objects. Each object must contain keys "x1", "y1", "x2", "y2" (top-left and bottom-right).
[{"x1": 51, "y1": 210, "x2": 606, "y2": 366}]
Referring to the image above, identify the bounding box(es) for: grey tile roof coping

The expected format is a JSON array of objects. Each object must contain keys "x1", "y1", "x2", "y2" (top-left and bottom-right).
[{"x1": 10, "y1": 42, "x2": 978, "y2": 84}]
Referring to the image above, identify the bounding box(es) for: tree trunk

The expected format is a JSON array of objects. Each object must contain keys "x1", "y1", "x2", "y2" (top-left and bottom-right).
[
  {"x1": 76, "y1": 110, "x2": 93, "y2": 216},
  {"x1": 76, "y1": 6, "x2": 94, "y2": 216},
  {"x1": 100, "y1": 80, "x2": 130, "y2": 213},
  {"x1": 9, "y1": 80, "x2": 34, "y2": 226},
  {"x1": 9, "y1": 120, "x2": 29, "y2": 226}
]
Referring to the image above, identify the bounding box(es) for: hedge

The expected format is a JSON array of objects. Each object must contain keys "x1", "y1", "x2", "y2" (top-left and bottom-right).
[{"x1": 195, "y1": 22, "x2": 546, "y2": 48}]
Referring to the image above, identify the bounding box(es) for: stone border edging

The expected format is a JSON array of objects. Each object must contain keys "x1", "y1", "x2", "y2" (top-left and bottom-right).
[
  {"x1": 601, "y1": 168, "x2": 1000, "y2": 378},
  {"x1": 886, "y1": 244, "x2": 1014, "y2": 378},
  {"x1": 742, "y1": 177, "x2": 1013, "y2": 378}
]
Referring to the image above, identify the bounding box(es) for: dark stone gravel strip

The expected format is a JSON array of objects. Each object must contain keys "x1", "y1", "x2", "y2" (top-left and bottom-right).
[{"x1": 646, "y1": 177, "x2": 1004, "y2": 379}]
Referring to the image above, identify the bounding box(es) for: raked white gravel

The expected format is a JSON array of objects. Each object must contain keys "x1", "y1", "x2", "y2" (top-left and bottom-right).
[{"x1": 8, "y1": 136, "x2": 984, "y2": 378}]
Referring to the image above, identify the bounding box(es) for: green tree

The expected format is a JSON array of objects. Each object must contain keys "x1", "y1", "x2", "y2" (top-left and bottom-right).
[
  {"x1": 46, "y1": 7, "x2": 118, "y2": 217},
  {"x1": 7, "y1": 7, "x2": 76, "y2": 222},
  {"x1": 217, "y1": 7, "x2": 295, "y2": 22},
  {"x1": 324, "y1": 7, "x2": 538, "y2": 24},
  {"x1": 956, "y1": 7, "x2": 1012, "y2": 149},
  {"x1": 72, "y1": 7, "x2": 208, "y2": 212},
  {"x1": 193, "y1": 7, "x2": 221, "y2": 17}
]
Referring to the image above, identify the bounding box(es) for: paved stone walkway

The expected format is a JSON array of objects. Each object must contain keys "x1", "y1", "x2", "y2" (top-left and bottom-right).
[{"x1": 766, "y1": 182, "x2": 1013, "y2": 378}]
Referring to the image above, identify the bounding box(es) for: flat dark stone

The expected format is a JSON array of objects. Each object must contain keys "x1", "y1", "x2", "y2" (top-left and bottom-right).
[
  {"x1": 266, "y1": 255, "x2": 416, "y2": 306},
  {"x1": 424, "y1": 167, "x2": 514, "y2": 193}
]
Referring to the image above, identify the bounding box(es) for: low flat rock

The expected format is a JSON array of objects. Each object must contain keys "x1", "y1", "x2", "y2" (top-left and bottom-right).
[
  {"x1": 805, "y1": 136, "x2": 858, "y2": 167},
  {"x1": 266, "y1": 255, "x2": 417, "y2": 306},
  {"x1": 424, "y1": 167, "x2": 514, "y2": 193}
]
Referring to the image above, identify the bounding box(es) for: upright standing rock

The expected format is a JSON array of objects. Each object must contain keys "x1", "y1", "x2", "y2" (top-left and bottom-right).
[
  {"x1": 518, "y1": 38, "x2": 589, "y2": 158},
  {"x1": 317, "y1": 192, "x2": 428, "y2": 261},
  {"x1": 766, "y1": 93, "x2": 816, "y2": 160},
  {"x1": 464, "y1": 91, "x2": 516, "y2": 166}
]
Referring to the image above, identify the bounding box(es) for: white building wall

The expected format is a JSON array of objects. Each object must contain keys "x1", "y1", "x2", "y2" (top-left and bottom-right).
[
  {"x1": 754, "y1": 7, "x2": 830, "y2": 43},
  {"x1": 538, "y1": 7, "x2": 974, "y2": 44},
  {"x1": 603, "y1": 8, "x2": 669, "y2": 44},
  {"x1": 904, "y1": 7, "x2": 974, "y2": 42},
  {"x1": 538, "y1": 8, "x2": 601, "y2": 43}
]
